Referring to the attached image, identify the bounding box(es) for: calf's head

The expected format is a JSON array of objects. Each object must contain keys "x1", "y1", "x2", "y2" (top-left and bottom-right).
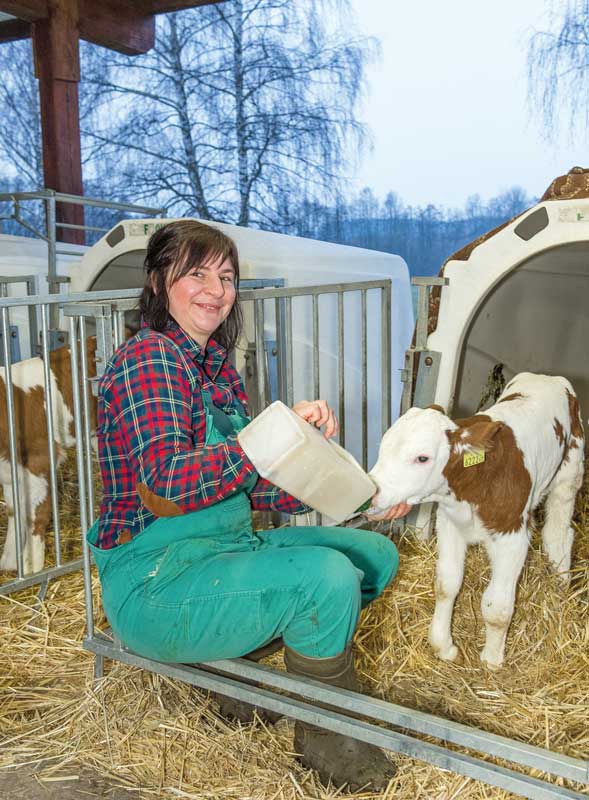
[
  {"x1": 370, "y1": 407, "x2": 514, "y2": 522},
  {"x1": 369, "y1": 406, "x2": 457, "y2": 508}
]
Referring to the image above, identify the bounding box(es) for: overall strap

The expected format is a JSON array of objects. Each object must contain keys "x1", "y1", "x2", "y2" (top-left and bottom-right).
[{"x1": 202, "y1": 391, "x2": 239, "y2": 438}]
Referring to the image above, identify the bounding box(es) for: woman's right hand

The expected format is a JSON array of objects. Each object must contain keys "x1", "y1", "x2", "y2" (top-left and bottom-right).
[{"x1": 292, "y1": 399, "x2": 338, "y2": 439}]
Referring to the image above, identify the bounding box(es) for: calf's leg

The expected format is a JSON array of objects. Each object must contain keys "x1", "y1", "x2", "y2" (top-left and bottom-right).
[
  {"x1": 480, "y1": 530, "x2": 528, "y2": 669},
  {"x1": 29, "y1": 486, "x2": 50, "y2": 574},
  {"x1": 0, "y1": 482, "x2": 17, "y2": 572},
  {"x1": 429, "y1": 516, "x2": 467, "y2": 662},
  {"x1": 541, "y1": 441, "x2": 583, "y2": 582}
]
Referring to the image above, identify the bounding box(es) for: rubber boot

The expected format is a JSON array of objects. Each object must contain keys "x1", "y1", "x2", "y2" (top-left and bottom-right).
[
  {"x1": 284, "y1": 645, "x2": 396, "y2": 792},
  {"x1": 212, "y1": 638, "x2": 284, "y2": 724}
]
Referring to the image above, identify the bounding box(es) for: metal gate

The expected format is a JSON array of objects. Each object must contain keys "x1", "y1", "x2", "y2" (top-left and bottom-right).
[{"x1": 0, "y1": 285, "x2": 587, "y2": 799}]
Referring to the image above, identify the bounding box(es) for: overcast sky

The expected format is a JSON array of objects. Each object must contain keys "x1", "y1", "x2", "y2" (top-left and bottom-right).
[{"x1": 349, "y1": 0, "x2": 587, "y2": 209}]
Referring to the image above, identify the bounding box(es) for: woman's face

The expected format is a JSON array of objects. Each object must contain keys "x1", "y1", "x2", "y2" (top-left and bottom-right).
[{"x1": 167, "y1": 253, "x2": 237, "y2": 347}]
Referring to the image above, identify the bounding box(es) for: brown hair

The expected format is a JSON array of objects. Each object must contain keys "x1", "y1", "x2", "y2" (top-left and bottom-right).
[{"x1": 139, "y1": 220, "x2": 243, "y2": 352}]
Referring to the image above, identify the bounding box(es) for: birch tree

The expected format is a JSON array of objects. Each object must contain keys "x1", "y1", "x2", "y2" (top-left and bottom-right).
[
  {"x1": 0, "y1": 41, "x2": 43, "y2": 190},
  {"x1": 85, "y1": 0, "x2": 373, "y2": 228}
]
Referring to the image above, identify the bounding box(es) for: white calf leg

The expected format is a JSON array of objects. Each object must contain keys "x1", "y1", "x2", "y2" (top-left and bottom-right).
[
  {"x1": 480, "y1": 530, "x2": 529, "y2": 669},
  {"x1": 429, "y1": 515, "x2": 467, "y2": 662},
  {"x1": 0, "y1": 483, "x2": 19, "y2": 572},
  {"x1": 22, "y1": 468, "x2": 49, "y2": 575},
  {"x1": 0, "y1": 468, "x2": 49, "y2": 575},
  {"x1": 0, "y1": 514, "x2": 16, "y2": 571},
  {"x1": 542, "y1": 441, "x2": 584, "y2": 582}
]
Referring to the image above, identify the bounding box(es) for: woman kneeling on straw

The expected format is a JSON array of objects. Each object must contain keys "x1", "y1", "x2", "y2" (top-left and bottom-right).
[{"x1": 86, "y1": 219, "x2": 407, "y2": 792}]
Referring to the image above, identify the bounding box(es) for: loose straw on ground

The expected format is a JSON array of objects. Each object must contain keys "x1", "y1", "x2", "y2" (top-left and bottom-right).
[{"x1": 1, "y1": 454, "x2": 588, "y2": 799}]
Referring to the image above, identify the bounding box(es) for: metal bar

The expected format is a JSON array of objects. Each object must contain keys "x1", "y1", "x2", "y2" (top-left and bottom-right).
[
  {"x1": 54, "y1": 248, "x2": 86, "y2": 258},
  {"x1": 274, "y1": 297, "x2": 285, "y2": 403},
  {"x1": 79, "y1": 317, "x2": 95, "y2": 526},
  {"x1": 285, "y1": 297, "x2": 294, "y2": 407},
  {"x1": 411, "y1": 276, "x2": 449, "y2": 286},
  {"x1": 361, "y1": 289, "x2": 368, "y2": 470},
  {"x1": 411, "y1": 277, "x2": 449, "y2": 351},
  {"x1": 68, "y1": 316, "x2": 94, "y2": 639},
  {"x1": 312, "y1": 294, "x2": 320, "y2": 400},
  {"x1": 113, "y1": 310, "x2": 125, "y2": 350},
  {"x1": 401, "y1": 349, "x2": 415, "y2": 415},
  {"x1": 36, "y1": 579, "x2": 49, "y2": 607},
  {"x1": 0, "y1": 281, "x2": 392, "y2": 310},
  {"x1": 0, "y1": 289, "x2": 136, "y2": 309},
  {"x1": 0, "y1": 558, "x2": 84, "y2": 596},
  {"x1": 1, "y1": 306, "x2": 24, "y2": 578},
  {"x1": 55, "y1": 222, "x2": 111, "y2": 233},
  {"x1": 415, "y1": 283, "x2": 430, "y2": 350},
  {"x1": 82, "y1": 638, "x2": 589, "y2": 799},
  {"x1": 0, "y1": 274, "x2": 38, "y2": 285},
  {"x1": 0, "y1": 190, "x2": 164, "y2": 216},
  {"x1": 64, "y1": 300, "x2": 139, "y2": 317},
  {"x1": 239, "y1": 280, "x2": 390, "y2": 300},
  {"x1": 40, "y1": 304, "x2": 62, "y2": 566},
  {"x1": 93, "y1": 307, "x2": 114, "y2": 383},
  {"x1": 26, "y1": 279, "x2": 38, "y2": 358},
  {"x1": 46, "y1": 195, "x2": 57, "y2": 292},
  {"x1": 337, "y1": 291, "x2": 345, "y2": 447},
  {"x1": 45, "y1": 195, "x2": 60, "y2": 330},
  {"x1": 10, "y1": 213, "x2": 48, "y2": 242},
  {"x1": 208, "y1": 658, "x2": 589, "y2": 786},
  {"x1": 254, "y1": 298, "x2": 266, "y2": 411},
  {"x1": 381, "y1": 282, "x2": 392, "y2": 432}
]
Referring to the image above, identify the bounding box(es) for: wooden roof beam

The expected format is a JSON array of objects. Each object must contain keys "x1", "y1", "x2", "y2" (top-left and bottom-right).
[
  {"x1": 0, "y1": 1, "x2": 47, "y2": 22},
  {"x1": 0, "y1": 16, "x2": 30, "y2": 40},
  {"x1": 32, "y1": 0, "x2": 84, "y2": 242},
  {"x1": 143, "y1": 0, "x2": 225, "y2": 13},
  {"x1": 78, "y1": 0, "x2": 154, "y2": 55}
]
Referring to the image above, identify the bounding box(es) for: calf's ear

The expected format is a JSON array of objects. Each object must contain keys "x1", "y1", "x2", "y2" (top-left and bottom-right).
[
  {"x1": 463, "y1": 419, "x2": 504, "y2": 452},
  {"x1": 428, "y1": 404, "x2": 446, "y2": 415}
]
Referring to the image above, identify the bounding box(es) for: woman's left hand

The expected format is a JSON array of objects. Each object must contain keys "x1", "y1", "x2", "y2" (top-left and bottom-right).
[
  {"x1": 292, "y1": 399, "x2": 338, "y2": 439},
  {"x1": 366, "y1": 502, "x2": 413, "y2": 521}
]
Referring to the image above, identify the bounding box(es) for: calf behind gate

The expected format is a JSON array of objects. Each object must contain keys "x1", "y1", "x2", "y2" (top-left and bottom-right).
[
  {"x1": 0, "y1": 340, "x2": 96, "y2": 575},
  {"x1": 369, "y1": 373, "x2": 584, "y2": 669}
]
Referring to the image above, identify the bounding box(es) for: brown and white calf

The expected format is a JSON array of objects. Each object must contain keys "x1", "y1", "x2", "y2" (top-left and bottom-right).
[
  {"x1": 0, "y1": 340, "x2": 96, "y2": 575},
  {"x1": 369, "y1": 373, "x2": 584, "y2": 669}
]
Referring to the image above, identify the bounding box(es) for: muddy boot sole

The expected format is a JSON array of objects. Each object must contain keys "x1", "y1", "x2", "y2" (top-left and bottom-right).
[{"x1": 294, "y1": 722, "x2": 396, "y2": 792}]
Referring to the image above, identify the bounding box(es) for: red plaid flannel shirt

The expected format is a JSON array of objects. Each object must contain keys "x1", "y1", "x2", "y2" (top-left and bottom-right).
[{"x1": 96, "y1": 320, "x2": 308, "y2": 548}]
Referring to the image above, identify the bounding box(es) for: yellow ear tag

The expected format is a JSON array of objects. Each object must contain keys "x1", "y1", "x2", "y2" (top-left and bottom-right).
[{"x1": 463, "y1": 449, "x2": 486, "y2": 468}]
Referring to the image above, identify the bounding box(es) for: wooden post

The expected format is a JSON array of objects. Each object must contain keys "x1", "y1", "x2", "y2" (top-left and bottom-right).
[{"x1": 32, "y1": 0, "x2": 85, "y2": 245}]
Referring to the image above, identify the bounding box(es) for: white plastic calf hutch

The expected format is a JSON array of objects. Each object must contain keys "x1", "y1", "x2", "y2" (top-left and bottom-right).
[
  {"x1": 408, "y1": 167, "x2": 589, "y2": 533},
  {"x1": 416, "y1": 167, "x2": 589, "y2": 416}
]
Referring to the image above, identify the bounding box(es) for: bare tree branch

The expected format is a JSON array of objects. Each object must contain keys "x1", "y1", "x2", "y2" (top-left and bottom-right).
[{"x1": 528, "y1": 0, "x2": 589, "y2": 141}]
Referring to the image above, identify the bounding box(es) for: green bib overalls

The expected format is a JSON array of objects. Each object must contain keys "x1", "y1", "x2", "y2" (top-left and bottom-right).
[{"x1": 87, "y1": 392, "x2": 399, "y2": 662}]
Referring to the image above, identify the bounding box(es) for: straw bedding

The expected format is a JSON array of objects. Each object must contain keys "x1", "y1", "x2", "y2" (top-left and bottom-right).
[{"x1": 0, "y1": 457, "x2": 588, "y2": 799}]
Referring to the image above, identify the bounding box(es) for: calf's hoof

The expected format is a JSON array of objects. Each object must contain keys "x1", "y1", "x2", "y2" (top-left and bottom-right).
[
  {"x1": 480, "y1": 650, "x2": 503, "y2": 671},
  {"x1": 432, "y1": 642, "x2": 460, "y2": 663}
]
